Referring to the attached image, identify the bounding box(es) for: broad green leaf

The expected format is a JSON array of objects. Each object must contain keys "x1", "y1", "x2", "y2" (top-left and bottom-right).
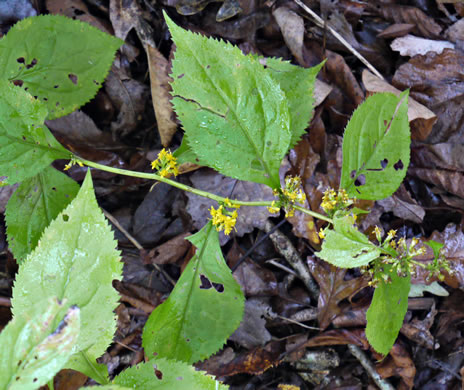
[
  {"x1": 166, "y1": 13, "x2": 291, "y2": 188},
  {"x1": 0, "y1": 15, "x2": 123, "y2": 119},
  {"x1": 0, "y1": 80, "x2": 70, "y2": 185},
  {"x1": 366, "y1": 265, "x2": 410, "y2": 355},
  {"x1": 174, "y1": 59, "x2": 323, "y2": 165},
  {"x1": 11, "y1": 170, "x2": 122, "y2": 378},
  {"x1": 112, "y1": 358, "x2": 228, "y2": 390},
  {"x1": 5, "y1": 166, "x2": 79, "y2": 263},
  {"x1": 261, "y1": 57, "x2": 323, "y2": 148},
  {"x1": 142, "y1": 221, "x2": 244, "y2": 364},
  {"x1": 316, "y1": 215, "x2": 380, "y2": 268},
  {"x1": 0, "y1": 298, "x2": 80, "y2": 390},
  {"x1": 340, "y1": 91, "x2": 410, "y2": 200}
]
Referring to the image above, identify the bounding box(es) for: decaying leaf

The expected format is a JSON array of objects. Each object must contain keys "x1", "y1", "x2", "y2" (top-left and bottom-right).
[
  {"x1": 146, "y1": 44, "x2": 177, "y2": 147},
  {"x1": 392, "y1": 49, "x2": 464, "y2": 143},
  {"x1": 307, "y1": 257, "x2": 369, "y2": 330}
]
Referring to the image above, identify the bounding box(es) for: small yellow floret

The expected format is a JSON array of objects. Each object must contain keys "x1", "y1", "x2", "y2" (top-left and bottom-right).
[
  {"x1": 151, "y1": 148, "x2": 178, "y2": 178},
  {"x1": 318, "y1": 228, "x2": 325, "y2": 239},
  {"x1": 210, "y1": 204, "x2": 238, "y2": 235}
]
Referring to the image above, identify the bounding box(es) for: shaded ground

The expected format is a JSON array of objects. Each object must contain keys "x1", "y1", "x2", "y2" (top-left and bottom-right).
[{"x1": 1, "y1": 0, "x2": 464, "y2": 389}]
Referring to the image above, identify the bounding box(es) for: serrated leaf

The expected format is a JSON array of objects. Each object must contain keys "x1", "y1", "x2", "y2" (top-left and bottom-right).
[
  {"x1": 174, "y1": 59, "x2": 323, "y2": 166},
  {"x1": 142, "y1": 221, "x2": 244, "y2": 364},
  {"x1": 340, "y1": 91, "x2": 410, "y2": 200},
  {"x1": 0, "y1": 15, "x2": 123, "y2": 119},
  {"x1": 5, "y1": 166, "x2": 79, "y2": 263},
  {"x1": 165, "y1": 13, "x2": 290, "y2": 188},
  {"x1": 0, "y1": 298, "x2": 80, "y2": 390},
  {"x1": 316, "y1": 215, "x2": 380, "y2": 268},
  {"x1": 366, "y1": 265, "x2": 410, "y2": 355},
  {"x1": 0, "y1": 80, "x2": 70, "y2": 185},
  {"x1": 11, "y1": 170, "x2": 122, "y2": 377},
  {"x1": 261, "y1": 58, "x2": 323, "y2": 148},
  {"x1": 112, "y1": 358, "x2": 228, "y2": 390}
]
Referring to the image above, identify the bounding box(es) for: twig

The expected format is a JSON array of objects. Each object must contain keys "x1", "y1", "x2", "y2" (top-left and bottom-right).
[
  {"x1": 276, "y1": 314, "x2": 320, "y2": 330},
  {"x1": 102, "y1": 208, "x2": 176, "y2": 286},
  {"x1": 293, "y1": 0, "x2": 384, "y2": 80},
  {"x1": 264, "y1": 219, "x2": 319, "y2": 300},
  {"x1": 266, "y1": 259, "x2": 298, "y2": 276},
  {"x1": 348, "y1": 344, "x2": 395, "y2": 390}
]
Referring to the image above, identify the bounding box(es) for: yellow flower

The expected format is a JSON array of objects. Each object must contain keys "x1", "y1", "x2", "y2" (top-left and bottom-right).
[
  {"x1": 210, "y1": 204, "x2": 239, "y2": 235},
  {"x1": 374, "y1": 225, "x2": 382, "y2": 242},
  {"x1": 151, "y1": 148, "x2": 178, "y2": 178},
  {"x1": 386, "y1": 229, "x2": 397, "y2": 241},
  {"x1": 318, "y1": 228, "x2": 325, "y2": 239},
  {"x1": 267, "y1": 201, "x2": 280, "y2": 214}
]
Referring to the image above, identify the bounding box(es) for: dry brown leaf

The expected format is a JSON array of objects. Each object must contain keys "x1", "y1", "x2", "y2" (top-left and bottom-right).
[
  {"x1": 304, "y1": 328, "x2": 370, "y2": 349},
  {"x1": 196, "y1": 339, "x2": 286, "y2": 376},
  {"x1": 146, "y1": 44, "x2": 178, "y2": 147},
  {"x1": 377, "y1": 23, "x2": 415, "y2": 39},
  {"x1": 362, "y1": 69, "x2": 436, "y2": 141},
  {"x1": 375, "y1": 343, "x2": 416, "y2": 390},
  {"x1": 314, "y1": 79, "x2": 333, "y2": 108},
  {"x1": 392, "y1": 49, "x2": 464, "y2": 143},
  {"x1": 368, "y1": 3, "x2": 442, "y2": 38},
  {"x1": 47, "y1": 0, "x2": 112, "y2": 33},
  {"x1": 307, "y1": 257, "x2": 370, "y2": 330},
  {"x1": 141, "y1": 233, "x2": 191, "y2": 265},
  {"x1": 273, "y1": 6, "x2": 305, "y2": 65}
]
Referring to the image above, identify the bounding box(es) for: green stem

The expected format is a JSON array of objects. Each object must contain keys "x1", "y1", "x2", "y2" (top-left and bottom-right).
[
  {"x1": 293, "y1": 205, "x2": 332, "y2": 223},
  {"x1": 78, "y1": 157, "x2": 333, "y2": 223}
]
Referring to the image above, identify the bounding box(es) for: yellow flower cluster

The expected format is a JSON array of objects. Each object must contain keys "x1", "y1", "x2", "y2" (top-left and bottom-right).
[
  {"x1": 283, "y1": 176, "x2": 306, "y2": 204},
  {"x1": 210, "y1": 199, "x2": 240, "y2": 235},
  {"x1": 151, "y1": 148, "x2": 179, "y2": 178},
  {"x1": 320, "y1": 188, "x2": 353, "y2": 216},
  {"x1": 267, "y1": 176, "x2": 306, "y2": 217}
]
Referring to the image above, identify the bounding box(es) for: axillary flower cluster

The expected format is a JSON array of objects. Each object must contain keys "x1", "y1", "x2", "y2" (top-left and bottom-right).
[
  {"x1": 362, "y1": 227, "x2": 452, "y2": 286},
  {"x1": 267, "y1": 176, "x2": 306, "y2": 217},
  {"x1": 151, "y1": 148, "x2": 179, "y2": 178},
  {"x1": 210, "y1": 199, "x2": 240, "y2": 235}
]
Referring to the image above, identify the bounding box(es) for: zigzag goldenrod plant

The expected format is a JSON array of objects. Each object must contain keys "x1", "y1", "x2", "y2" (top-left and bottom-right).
[{"x1": 0, "y1": 12, "x2": 450, "y2": 390}]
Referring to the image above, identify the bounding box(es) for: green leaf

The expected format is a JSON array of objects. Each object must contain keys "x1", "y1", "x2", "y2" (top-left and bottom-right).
[
  {"x1": 425, "y1": 240, "x2": 444, "y2": 261},
  {"x1": 340, "y1": 91, "x2": 410, "y2": 200},
  {"x1": 165, "y1": 12, "x2": 291, "y2": 188},
  {"x1": 6, "y1": 166, "x2": 79, "y2": 263},
  {"x1": 64, "y1": 350, "x2": 110, "y2": 385},
  {"x1": 173, "y1": 133, "x2": 200, "y2": 165},
  {"x1": 261, "y1": 58, "x2": 323, "y2": 148},
  {"x1": 113, "y1": 358, "x2": 228, "y2": 390},
  {"x1": 316, "y1": 215, "x2": 381, "y2": 268},
  {"x1": 366, "y1": 265, "x2": 410, "y2": 355},
  {"x1": 0, "y1": 80, "x2": 70, "y2": 185},
  {"x1": 11, "y1": 170, "x2": 122, "y2": 378},
  {"x1": 0, "y1": 298, "x2": 80, "y2": 390},
  {"x1": 172, "y1": 56, "x2": 322, "y2": 167},
  {"x1": 142, "y1": 221, "x2": 244, "y2": 364},
  {"x1": 0, "y1": 15, "x2": 123, "y2": 119}
]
